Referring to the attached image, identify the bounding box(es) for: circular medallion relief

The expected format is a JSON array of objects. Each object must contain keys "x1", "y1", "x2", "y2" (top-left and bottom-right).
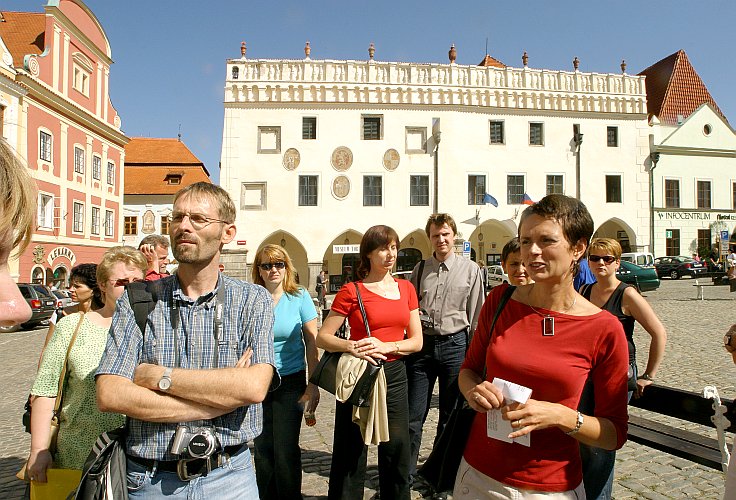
[
  {"x1": 331, "y1": 147, "x2": 353, "y2": 172},
  {"x1": 283, "y1": 148, "x2": 301, "y2": 171},
  {"x1": 26, "y1": 55, "x2": 40, "y2": 77},
  {"x1": 382, "y1": 149, "x2": 400, "y2": 171},
  {"x1": 332, "y1": 175, "x2": 351, "y2": 200}
]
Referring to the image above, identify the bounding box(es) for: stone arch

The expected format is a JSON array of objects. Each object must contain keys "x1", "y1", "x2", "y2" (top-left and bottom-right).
[
  {"x1": 30, "y1": 265, "x2": 45, "y2": 284},
  {"x1": 398, "y1": 229, "x2": 430, "y2": 272},
  {"x1": 592, "y1": 218, "x2": 638, "y2": 253},
  {"x1": 322, "y1": 229, "x2": 364, "y2": 292},
  {"x1": 467, "y1": 219, "x2": 518, "y2": 265},
  {"x1": 255, "y1": 230, "x2": 309, "y2": 286}
]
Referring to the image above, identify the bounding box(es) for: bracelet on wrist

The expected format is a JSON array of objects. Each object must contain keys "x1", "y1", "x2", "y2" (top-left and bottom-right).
[
  {"x1": 565, "y1": 411, "x2": 584, "y2": 436},
  {"x1": 394, "y1": 341, "x2": 400, "y2": 354},
  {"x1": 637, "y1": 373, "x2": 654, "y2": 382}
]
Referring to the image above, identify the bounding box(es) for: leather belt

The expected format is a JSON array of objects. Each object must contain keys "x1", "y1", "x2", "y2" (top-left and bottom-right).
[{"x1": 129, "y1": 444, "x2": 244, "y2": 481}]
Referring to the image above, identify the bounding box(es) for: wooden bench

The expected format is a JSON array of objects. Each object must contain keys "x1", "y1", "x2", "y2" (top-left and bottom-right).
[{"x1": 627, "y1": 385, "x2": 735, "y2": 470}]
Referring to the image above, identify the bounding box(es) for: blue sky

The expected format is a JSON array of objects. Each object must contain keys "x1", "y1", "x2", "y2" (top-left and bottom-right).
[{"x1": 6, "y1": 1, "x2": 735, "y2": 184}]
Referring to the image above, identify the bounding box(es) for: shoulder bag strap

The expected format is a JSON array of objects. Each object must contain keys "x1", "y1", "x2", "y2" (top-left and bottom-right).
[
  {"x1": 480, "y1": 285, "x2": 516, "y2": 377},
  {"x1": 54, "y1": 312, "x2": 85, "y2": 416},
  {"x1": 353, "y1": 282, "x2": 371, "y2": 337},
  {"x1": 413, "y1": 259, "x2": 426, "y2": 300}
]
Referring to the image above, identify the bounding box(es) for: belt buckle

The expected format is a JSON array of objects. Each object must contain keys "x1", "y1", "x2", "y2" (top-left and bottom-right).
[{"x1": 177, "y1": 457, "x2": 211, "y2": 481}]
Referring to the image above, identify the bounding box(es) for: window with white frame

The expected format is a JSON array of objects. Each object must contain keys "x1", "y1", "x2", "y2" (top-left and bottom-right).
[
  {"x1": 91, "y1": 207, "x2": 100, "y2": 235},
  {"x1": 410, "y1": 175, "x2": 429, "y2": 206},
  {"x1": 529, "y1": 122, "x2": 544, "y2": 146},
  {"x1": 40, "y1": 131, "x2": 52, "y2": 161},
  {"x1": 72, "y1": 202, "x2": 84, "y2": 233},
  {"x1": 605, "y1": 175, "x2": 622, "y2": 203},
  {"x1": 362, "y1": 115, "x2": 383, "y2": 140},
  {"x1": 468, "y1": 175, "x2": 486, "y2": 205},
  {"x1": 302, "y1": 117, "x2": 317, "y2": 140},
  {"x1": 363, "y1": 176, "x2": 382, "y2": 206},
  {"x1": 124, "y1": 216, "x2": 137, "y2": 236},
  {"x1": 37, "y1": 193, "x2": 54, "y2": 229},
  {"x1": 105, "y1": 210, "x2": 114, "y2": 237},
  {"x1": 732, "y1": 182, "x2": 736, "y2": 211},
  {"x1": 92, "y1": 156, "x2": 101, "y2": 180},
  {"x1": 257, "y1": 127, "x2": 281, "y2": 154},
  {"x1": 298, "y1": 175, "x2": 318, "y2": 206},
  {"x1": 489, "y1": 120, "x2": 505, "y2": 145},
  {"x1": 74, "y1": 147, "x2": 85, "y2": 174},
  {"x1": 241, "y1": 182, "x2": 267, "y2": 210},
  {"x1": 697, "y1": 180, "x2": 712, "y2": 209},
  {"x1": 665, "y1": 179, "x2": 680, "y2": 208},
  {"x1": 405, "y1": 127, "x2": 427, "y2": 153},
  {"x1": 73, "y1": 65, "x2": 90, "y2": 96},
  {"x1": 607, "y1": 126, "x2": 619, "y2": 147},
  {"x1": 507, "y1": 175, "x2": 525, "y2": 204},
  {"x1": 107, "y1": 161, "x2": 115, "y2": 184},
  {"x1": 546, "y1": 175, "x2": 564, "y2": 195}
]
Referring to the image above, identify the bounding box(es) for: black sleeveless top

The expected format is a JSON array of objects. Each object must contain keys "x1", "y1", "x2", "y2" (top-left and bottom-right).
[{"x1": 580, "y1": 282, "x2": 636, "y2": 362}]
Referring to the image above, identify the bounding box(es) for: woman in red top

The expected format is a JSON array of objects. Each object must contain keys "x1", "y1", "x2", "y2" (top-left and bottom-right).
[
  {"x1": 317, "y1": 225, "x2": 422, "y2": 499},
  {"x1": 456, "y1": 194, "x2": 629, "y2": 499}
]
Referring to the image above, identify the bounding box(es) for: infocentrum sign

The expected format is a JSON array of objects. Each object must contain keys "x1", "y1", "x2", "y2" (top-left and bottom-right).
[{"x1": 657, "y1": 211, "x2": 736, "y2": 221}]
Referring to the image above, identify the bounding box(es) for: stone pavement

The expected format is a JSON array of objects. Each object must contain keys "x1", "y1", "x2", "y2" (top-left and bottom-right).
[{"x1": 1, "y1": 278, "x2": 734, "y2": 499}]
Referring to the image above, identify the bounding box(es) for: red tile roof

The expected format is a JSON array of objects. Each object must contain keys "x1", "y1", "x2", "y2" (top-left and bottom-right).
[
  {"x1": 638, "y1": 50, "x2": 725, "y2": 125},
  {"x1": 478, "y1": 54, "x2": 506, "y2": 68},
  {"x1": 124, "y1": 138, "x2": 211, "y2": 195},
  {"x1": 0, "y1": 11, "x2": 45, "y2": 69}
]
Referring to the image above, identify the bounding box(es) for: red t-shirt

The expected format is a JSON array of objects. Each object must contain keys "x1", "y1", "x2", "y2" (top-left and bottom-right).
[
  {"x1": 462, "y1": 284, "x2": 629, "y2": 492},
  {"x1": 330, "y1": 279, "x2": 418, "y2": 362}
]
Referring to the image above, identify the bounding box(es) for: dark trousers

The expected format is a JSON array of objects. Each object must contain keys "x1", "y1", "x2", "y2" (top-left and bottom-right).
[
  {"x1": 405, "y1": 330, "x2": 467, "y2": 479},
  {"x1": 328, "y1": 360, "x2": 411, "y2": 500},
  {"x1": 254, "y1": 371, "x2": 306, "y2": 500}
]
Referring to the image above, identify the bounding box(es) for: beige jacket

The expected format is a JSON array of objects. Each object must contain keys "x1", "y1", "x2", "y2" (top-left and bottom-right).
[{"x1": 335, "y1": 354, "x2": 389, "y2": 445}]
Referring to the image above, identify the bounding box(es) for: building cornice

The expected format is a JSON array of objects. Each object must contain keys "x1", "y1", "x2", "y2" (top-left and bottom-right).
[
  {"x1": 653, "y1": 144, "x2": 736, "y2": 158},
  {"x1": 225, "y1": 58, "x2": 647, "y2": 115},
  {"x1": 0, "y1": 75, "x2": 27, "y2": 96},
  {"x1": 45, "y1": 5, "x2": 113, "y2": 65}
]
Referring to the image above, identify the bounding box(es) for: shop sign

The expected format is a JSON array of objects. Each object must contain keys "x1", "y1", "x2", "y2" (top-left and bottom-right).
[
  {"x1": 47, "y1": 246, "x2": 77, "y2": 267},
  {"x1": 333, "y1": 244, "x2": 360, "y2": 254}
]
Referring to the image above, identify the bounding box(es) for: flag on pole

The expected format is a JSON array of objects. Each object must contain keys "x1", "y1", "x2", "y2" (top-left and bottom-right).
[
  {"x1": 522, "y1": 193, "x2": 535, "y2": 205},
  {"x1": 482, "y1": 193, "x2": 498, "y2": 207}
]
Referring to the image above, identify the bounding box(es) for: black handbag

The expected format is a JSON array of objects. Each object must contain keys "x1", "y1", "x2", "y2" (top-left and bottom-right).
[
  {"x1": 309, "y1": 281, "x2": 384, "y2": 407},
  {"x1": 418, "y1": 285, "x2": 515, "y2": 493}
]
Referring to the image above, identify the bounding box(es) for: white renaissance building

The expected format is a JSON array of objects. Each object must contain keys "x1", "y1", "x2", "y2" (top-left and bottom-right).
[{"x1": 219, "y1": 43, "x2": 652, "y2": 291}]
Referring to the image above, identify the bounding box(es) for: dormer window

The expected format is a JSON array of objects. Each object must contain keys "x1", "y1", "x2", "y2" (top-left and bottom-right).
[
  {"x1": 71, "y1": 53, "x2": 93, "y2": 97},
  {"x1": 165, "y1": 173, "x2": 182, "y2": 185}
]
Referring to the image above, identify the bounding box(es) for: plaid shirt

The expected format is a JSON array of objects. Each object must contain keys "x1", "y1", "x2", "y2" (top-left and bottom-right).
[{"x1": 96, "y1": 274, "x2": 275, "y2": 460}]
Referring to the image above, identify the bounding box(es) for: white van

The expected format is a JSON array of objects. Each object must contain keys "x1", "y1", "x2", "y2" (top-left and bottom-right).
[{"x1": 620, "y1": 252, "x2": 655, "y2": 268}]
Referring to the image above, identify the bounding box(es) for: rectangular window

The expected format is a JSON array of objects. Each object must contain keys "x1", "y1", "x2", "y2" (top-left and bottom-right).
[
  {"x1": 546, "y1": 175, "x2": 564, "y2": 195},
  {"x1": 40, "y1": 131, "x2": 52, "y2": 161},
  {"x1": 607, "y1": 126, "x2": 618, "y2": 147},
  {"x1": 257, "y1": 126, "x2": 281, "y2": 154},
  {"x1": 697, "y1": 180, "x2": 712, "y2": 209},
  {"x1": 665, "y1": 179, "x2": 680, "y2": 208},
  {"x1": 605, "y1": 175, "x2": 622, "y2": 203},
  {"x1": 468, "y1": 175, "x2": 486, "y2": 205},
  {"x1": 302, "y1": 117, "x2": 317, "y2": 140},
  {"x1": 92, "y1": 156, "x2": 101, "y2": 180},
  {"x1": 124, "y1": 216, "x2": 137, "y2": 236},
  {"x1": 363, "y1": 176, "x2": 383, "y2": 206},
  {"x1": 529, "y1": 122, "x2": 544, "y2": 146},
  {"x1": 405, "y1": 127, "x2": 427, "y2": 153},
  {"x1": 665, "y1": 229, "x2": 680, "y2": 256},
  {"x1": 160, "y1": 215, "x2": 170, "y2": 236},
  {"x1": 697, "y1": 229, "x2": 711, "y2": 256},
  {"x1": 733, "y1": 182, "x2": 736, "y2": 210},
  {"x1": 410, "y1": 175, "x2": 430, "y2": 206},
  {"x1": 489, "y1": 120, "x2": 505, "y2": 145},
  {"x1": 73, "y1": 65, "x2": 90, "y2": 96},
  {"x1": 74, "y1": 147, "x2": 85, "y2": 174},
  {"x1": 91, "y1": 207, "x2": 100, "y2": 235},
  {"x1": 73, "y1": 202, "x2": 84, "y2": 233},
  {"x1": 241, "y1": 182, "x2": 267, "y2": 210},
  {"x1": 507, "y1": 175, "x2": 525, "y2": 204},
  {"x1": 38, "y1": 194, "x2": 54, "y2": 229},
  {"x1": 0, "y1": 106, "x2": 4, "y2": 138},
  {"x1": 362, "y1": 115, "x2": 382, "y2": 140},
  {"x1": 105, "y1": 210, "x2": 114, "y2": 237},
  {"x1": 298, "y1": 175, "x2": 318, "y2": 206},
  {"x1": 107, "y1": 162, "x2": 115, "y2": 184}
]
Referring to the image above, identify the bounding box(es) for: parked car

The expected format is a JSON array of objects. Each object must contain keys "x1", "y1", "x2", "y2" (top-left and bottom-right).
[
  {"x1": 620, "y1": 252, "x2": 655, "y2": 268},
  {"x1": 17, "y1": 283, "x2": 56, "y2": 329},
  {"x1": 616, "y1": 260, "x2": 660, "y2": 292},
  {"x1": 654, "y1": 256, "x2": 706, "y2": 280},
  {"x1": 487, "y1": 265, "x2": 509, "y2": 288},
  {"x1": 51, "y1": 289, "x2": 74, "y2": 309}
]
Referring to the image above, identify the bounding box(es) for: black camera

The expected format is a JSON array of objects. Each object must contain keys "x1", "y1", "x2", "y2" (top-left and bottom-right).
[
  {"x1": 170, "y1": 424, "x2": 218, "y2": 459},
  {"x1": 419, "y1": 308, "x2": 433, "y2": 330}
]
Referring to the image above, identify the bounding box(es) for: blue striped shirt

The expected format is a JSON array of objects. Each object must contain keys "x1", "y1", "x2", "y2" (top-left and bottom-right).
[{"x1": 96, "y1": 274, "x2": 275, "y2": 460}]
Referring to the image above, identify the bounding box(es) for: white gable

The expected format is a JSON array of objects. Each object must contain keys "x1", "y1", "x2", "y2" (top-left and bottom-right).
[{"x1": 659, "y1": 104, "x2": 736, "y2": 152}]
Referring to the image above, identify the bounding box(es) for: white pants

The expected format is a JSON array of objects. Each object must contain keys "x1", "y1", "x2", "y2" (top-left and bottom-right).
[{"x1": 453, "y1": 457, "x2": 586, "y2": 500}]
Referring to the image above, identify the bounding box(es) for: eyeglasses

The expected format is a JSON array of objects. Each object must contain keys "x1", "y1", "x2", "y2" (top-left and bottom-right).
[
  {"x1": 589, "y1": 255, "x2": 617, "y2": 264},
  {"x1": 112, "y1": 278, "x2": 145, "y2": 287},
  {"x1": 258, "y1": 262, "x2": 286, "y2": 271},
  {"x1": 168, "y1": 212, "x2": 229, "y2": 230}
]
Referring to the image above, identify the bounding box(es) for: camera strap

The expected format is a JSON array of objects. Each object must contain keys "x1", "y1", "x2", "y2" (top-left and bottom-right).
[{"x1": 170, "y1": 285, "x2": 226, "y2": 368}]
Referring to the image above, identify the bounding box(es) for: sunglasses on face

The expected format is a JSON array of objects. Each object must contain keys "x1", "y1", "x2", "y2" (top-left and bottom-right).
[
  {"x1": 112, "y1": 278, "x2": 145, "y2": 287},
  {"x1": 589, "y1": 255, "x2": 617, "y2": 264},
  {"x1": 259, "y1": 261, "x2": 286, "y2": 271}
]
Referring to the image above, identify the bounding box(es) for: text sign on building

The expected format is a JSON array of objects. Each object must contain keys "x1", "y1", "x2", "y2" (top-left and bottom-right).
[
  {"x1": 333, "y1": 244, "x2": 360, "y2": 254},
  {"x1": 665, "y1": 230, "x2": 672, "y2": 239},
  {"x1": 462, "y1": 241, "x2": 471, "y2": 258},
  {"x1": 47, "y1": 246, "x2": 77, "y2": 267}
]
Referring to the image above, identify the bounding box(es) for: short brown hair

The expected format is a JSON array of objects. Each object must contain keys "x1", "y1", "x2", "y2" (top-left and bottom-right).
[
  {"x1": 139, "y1": 234, "x2": 170, "y2": 250},
  {"x1": 518, "y1": 194, "x2": 593, "y2": 248},
  {"x1": 589, "y1": 238, "x2": 622, "y2": 259},
  {"x1": 501, "y1": 237, "x2": 522, "y2": 264},
  {"x1": 251, "y1": 244, "x2": 300, "y2": 295},
  {"x1": 358, "y1": 225, "x2": 400, "y2": 280},
  {"x1": 173, "y1": 182, "x2": 236, "y2": 224},
  {"x1": 425, "y1": 213, "x2": 457, "y2": 238},
  {"x1": 0, "y1": 139, "x2": 36, "y2": 256}
]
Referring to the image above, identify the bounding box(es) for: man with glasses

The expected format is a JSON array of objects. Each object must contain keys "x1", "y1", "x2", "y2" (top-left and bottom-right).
[
  {"x1": 138, "y1": 234, "x2": 171, "y2": 281},
  {"x1": 96, "y1": 182, "x2": 276, "y2": 499}
]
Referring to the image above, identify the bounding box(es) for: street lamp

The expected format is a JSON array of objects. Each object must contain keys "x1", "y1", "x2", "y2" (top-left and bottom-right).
[
  {"x1": 573, "y1": 124, "x2": 583, "y2": 200},
  {"x1": 432, "y1": 118, "x2": 441, "y2": 214}
]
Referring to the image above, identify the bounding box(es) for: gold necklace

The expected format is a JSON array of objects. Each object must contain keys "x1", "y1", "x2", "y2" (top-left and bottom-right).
[{"x1": 527, "y1": 284, "x2": 577, "y2": 336}]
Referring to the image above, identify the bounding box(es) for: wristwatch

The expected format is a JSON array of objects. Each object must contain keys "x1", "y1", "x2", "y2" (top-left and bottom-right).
[
  {"x1": 637, "y1": 373, "x2": 655, "y2": 382},
  {"x1": 158, "y1": 367, "x2": 173, "y2": 391}
]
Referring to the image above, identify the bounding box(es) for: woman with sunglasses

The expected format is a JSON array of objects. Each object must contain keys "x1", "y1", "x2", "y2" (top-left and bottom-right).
[
  {"x1": 251, "y1": 244, "x2": 319, "y2": 499},
  {"x1": 25, "y1": 247, "x2": 147, "y2": 485},
  {"x1": 578, "y1": 237, "x2": 667, "y2": 500}
]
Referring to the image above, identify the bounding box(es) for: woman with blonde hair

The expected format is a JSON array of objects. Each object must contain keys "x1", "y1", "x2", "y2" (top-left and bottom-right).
[
  {"x1": 251, "y1": 244, "x2": 319, "y2": 499},
  {"x1": 25, "y1": 246, "x2": 147, "y2": 484}
]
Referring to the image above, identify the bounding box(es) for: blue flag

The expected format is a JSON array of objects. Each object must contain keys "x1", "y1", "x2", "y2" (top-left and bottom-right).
[{"x1": 482, "y1": 193, "x2": 498, "y2": 207}]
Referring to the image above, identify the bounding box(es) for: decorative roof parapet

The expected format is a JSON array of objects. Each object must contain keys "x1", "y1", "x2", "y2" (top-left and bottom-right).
[{"x1": 224, "y1": 58, "x2": 647, "y2": 115}]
